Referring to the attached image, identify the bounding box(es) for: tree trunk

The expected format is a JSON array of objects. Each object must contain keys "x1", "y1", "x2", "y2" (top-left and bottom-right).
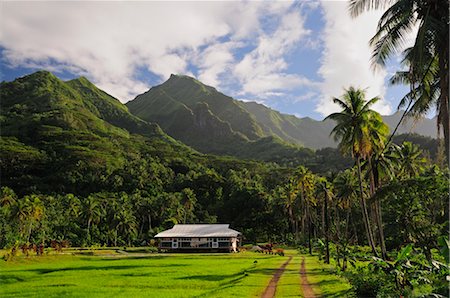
[
  {"x1": 307, "y1": 203, "x2": 312, "y2": 255},
  {"x1": 87, "y1": 218, "x2": 91, "y2": 242},
  {"x1": 375, "y1": 200, "x2": 387, "y2": 259},
  {"x1": 335, "y1": 204, "x2": 341, "y2": 240},
  {"x1": 356, "y1": 157, "x2": 378, "y2": 256},
  {"x1": 368, "y1": 159, "x2": 387, "y2": 259},
  {"x1": 324, "y1": 188, "x2": 330, "y2": 264},
  {"x1": 308, "y1": 223, "x2": 312, "y2": 254},
  {"x1": 438, "y1": 42, "x2": 449, "y2": 163},
  {"x1": 345, "y1": 207, "x2": 351, "y2": 240}
]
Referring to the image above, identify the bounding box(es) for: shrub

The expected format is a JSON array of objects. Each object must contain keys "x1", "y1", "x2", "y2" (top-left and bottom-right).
[{"x1": 344, "y1": 267, "x2": 389, "y2": 297}]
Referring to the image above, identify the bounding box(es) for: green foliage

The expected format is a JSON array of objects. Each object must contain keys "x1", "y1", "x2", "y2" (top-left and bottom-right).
[{"x1": 376, "y1": 172, "x2": 448, "y2": 252}]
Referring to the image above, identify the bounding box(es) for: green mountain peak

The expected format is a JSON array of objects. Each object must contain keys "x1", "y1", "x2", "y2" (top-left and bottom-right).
[{"x1": 1, "y1": 70, "x2": 162, "y2": 140}]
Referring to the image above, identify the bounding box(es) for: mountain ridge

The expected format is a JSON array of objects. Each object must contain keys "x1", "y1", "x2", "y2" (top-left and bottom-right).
[{"x1": 127, "y1": 74, "x2": 437, "y2": 153}]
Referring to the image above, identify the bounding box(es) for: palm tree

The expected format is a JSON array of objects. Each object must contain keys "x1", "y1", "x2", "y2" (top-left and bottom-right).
[
  {"x1": 364, "y1": 143, "x2": 399, "y2": 259},
  {"x1": 392, "y1": 141, "x2": 426, "y2": 178},
  {"x1": 11, "y1": 195, "x2": 44, "y2": 242},
  {"x1": 295, "y1": 166, "x2": 316, "y2": 253},
  {"x1": 333, "y1": 168, "x2": 359, "y2": 240},
  {"x1": 325, "y1": 87, "x2": 389, "y2": 256},
  {"x1": 115, "y1": 208, "x2": 137, "y2": 247},
  {"x1": 180, "y1": 188, "x2": 197, "y2": 224},
  {"x1": 316, "y1": 177, "x2": 333, "y2": 264},
  {"x1": 83, "y1": 195, "x2": 103, "y2": 243},
  {"x1": 349, "y1": 0, "x2": 449, "y2": 159}
]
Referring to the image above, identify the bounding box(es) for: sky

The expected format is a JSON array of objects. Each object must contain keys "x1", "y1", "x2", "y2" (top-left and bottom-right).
[{"x1": 0, "y1": 0, "x2": 414, "y2": 120}]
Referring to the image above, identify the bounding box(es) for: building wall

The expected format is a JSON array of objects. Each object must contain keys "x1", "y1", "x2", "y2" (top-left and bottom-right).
[{"x1": 158, "y1": 237, "x2": 238, "y2": 252}]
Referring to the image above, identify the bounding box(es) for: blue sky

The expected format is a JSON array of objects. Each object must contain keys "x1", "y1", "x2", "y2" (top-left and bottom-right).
[{"x1": 0, "y1": 1, "x2": 413, "y2": 120}]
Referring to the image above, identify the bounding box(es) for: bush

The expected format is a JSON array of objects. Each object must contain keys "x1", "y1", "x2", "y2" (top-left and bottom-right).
[{"x1": 344, "y1": 267, "x2": 390, "y2": 297}]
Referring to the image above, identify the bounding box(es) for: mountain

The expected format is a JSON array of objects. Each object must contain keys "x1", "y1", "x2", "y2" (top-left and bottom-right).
[
  {"x1": 239, "y1": 101, "x2": 337, "y2": 148},
  {"x1": 127, "y1": 74, "x2": 437, "y2": 153},
  {"x1": 239, "y1": 101, "x2": 438, "y2": 148},
  {"x1": 0, "y1": 71, "x2": 195, "y2": 194},
  {"x1": 382, "y1": 111, "x2": 437, "y2": 138},
  {"x1": 1, "y1": 71, "x2": 163, "y2": 139},
  {"x1": 127, "y1": 74, "x2": 315, "y2": 162}
]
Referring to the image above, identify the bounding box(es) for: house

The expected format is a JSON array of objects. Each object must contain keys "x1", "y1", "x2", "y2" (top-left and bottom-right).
[{"x1": 154, "y1": 224, "x2": 241, "y2": 252}]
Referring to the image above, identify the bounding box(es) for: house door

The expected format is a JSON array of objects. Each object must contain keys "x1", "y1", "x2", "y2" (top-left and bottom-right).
[
  {"x1": 212, "y1": 238, "x2": 218, "y2": 248},
  {"x1": 172, "y1": 238, "x2": 178, "y2": 249}
]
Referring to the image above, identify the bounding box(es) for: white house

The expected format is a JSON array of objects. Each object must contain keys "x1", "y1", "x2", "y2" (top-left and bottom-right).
[{"x1": 154, "y1": 224, "x2": 241, "y2": 252}]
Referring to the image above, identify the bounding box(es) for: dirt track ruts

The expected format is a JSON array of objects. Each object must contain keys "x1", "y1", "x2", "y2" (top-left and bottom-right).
[
  {"x1": 300, "y1": 256, "x2": 317, "y2": 298},
  {"x1": 260, "y1": 256, "x2": 293, "y2": 298}
]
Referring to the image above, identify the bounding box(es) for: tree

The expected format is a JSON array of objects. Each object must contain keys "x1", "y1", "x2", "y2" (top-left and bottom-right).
[
  {"x1": 349, "y1": 0, "x2": 449, "y2": 160},
  {"x1": 83, "y1": 195, "x2": 103, "y2": 244},
  {"x1": 363, "y1": 144, "x2": 399, "y2": 259},
  {"x1": 316, "y1": 177, "x2": 332, "y2": 264},
  {"x1": 325, "y1": 87, "x2": 389, "y2": 256},
  {"x1": 180, "y1": 188, "x2": 197, "y2": 224},
  {"x1": 333, "y1": 168, "x2": 359, "y2": 241},
  {"x1": 294, "y1": 166, "x2": 316, "y2": 253},
  {"x1": 392, "y1": 141, "x2": 426, "y2": 178}
]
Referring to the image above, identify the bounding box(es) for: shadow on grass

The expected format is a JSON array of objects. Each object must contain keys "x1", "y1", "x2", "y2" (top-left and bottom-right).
[
  {"x1": 177, "y1": 271, "x2": 245, "y2": 282},
  {"x1": 0, "y1": 275, "x2": 25, "y2": 284},
  {"x1": 19, "y1": 263, "x2": 186, "y2": 275},
  {"x1": 307, "y1": 269, "x2": 356, "y2": 297},
  {"x1": 81, "y1": 255, "x2": 167, "y2": 261},
  {"x1": 43, "y1": 283, "x2": 77, "y2": 288},
  {"x1": 105, "y1": 256, "x2": 170, "y2": 261}
]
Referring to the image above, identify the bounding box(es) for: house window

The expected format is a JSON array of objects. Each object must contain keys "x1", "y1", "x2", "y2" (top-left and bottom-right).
[
  {"x1": 161, "y1": 242, "x2": 171, "y2": 248},
  {"x1": 218, "y1": 242, "x2": 229, "y2": 247}
]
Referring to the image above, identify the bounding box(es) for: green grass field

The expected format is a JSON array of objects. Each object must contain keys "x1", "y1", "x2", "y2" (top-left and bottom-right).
[
  {"x1": 0, "y1": 249, "x2": 354, "y2": 297},
  {"x1": 1, "y1": 251, "x2": 285, "y2": 297}
]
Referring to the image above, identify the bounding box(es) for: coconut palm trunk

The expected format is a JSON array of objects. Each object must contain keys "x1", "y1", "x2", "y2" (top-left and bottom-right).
[
  {"x1": 438, "y1": 45, "x2": 449, "y2": 161},
  {"x1": 369, "y1": 158, "x2": 387, "y2": 259},
  {"x1": 324, "y1": 187, "x2": 330, "y2": 264},
  {"x1": 356, "y1": 157, "x2": 378, "y2": 256}
]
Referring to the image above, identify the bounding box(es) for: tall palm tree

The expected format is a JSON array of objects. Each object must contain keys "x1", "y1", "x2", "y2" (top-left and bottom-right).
[
  {"x1": 316, "y1": 177, "x2": 333, "y2": 264},
  {"x1": 362, "y1": 143, "x2": 398, "y2": 259},
  {"x1": 333, "y1": 168, "x2": 359, "y2": 240},
  {"x1": 349, "y1": 0, "x2": 449, "y2": 159},
  {"x1": 325, "y1": 87, "x2": 389, "y2": 256},
  {"x1": 115, "y1": 208, "x2": 137, "y2": 247},
  {"x1": 284, "y1": 178, "x2": 299, "y2": 239},
  {"x1": 295, "y1": 166, "x2": 316, "y2": 253},
  {"x1": 83, "y1": 195, "x2": 103, "y2": 243},
  {"x1": 392, "y1": 141, "x2": 426, "y2": 178}
]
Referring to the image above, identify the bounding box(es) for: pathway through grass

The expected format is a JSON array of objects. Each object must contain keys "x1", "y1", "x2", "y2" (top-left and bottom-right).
[{"x1": 274, "y1": 252, "x2": 354, "y2": 298}]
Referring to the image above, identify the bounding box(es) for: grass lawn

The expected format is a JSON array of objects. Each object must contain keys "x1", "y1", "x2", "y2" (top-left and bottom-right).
[
  {"x1": 0, "y1": 251, "x2": 286, "y2": 298},
  {"x1": 302, "y1": 254, "x2": 355, "y2": 297},
  {"x1": 0, "y1": 249, "x2": 355, "y2": 297}
]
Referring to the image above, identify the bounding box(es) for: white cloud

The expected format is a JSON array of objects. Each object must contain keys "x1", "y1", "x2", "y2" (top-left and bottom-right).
[
  {"x1": 0, "y1": 2, "x2": 235, "y2": 98},
  {"x1": 316, "y1": 1, "x2": 392, "y2": 117},
  {"x1": 196, "y1": 41, "x2": 239, "y2": 87},
  {"x1": 233, "y1": 9, "x2": 314, "y2": 97},
  {"x1": 0, "y1": 0, "x2": 314, "y2": 103}
]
